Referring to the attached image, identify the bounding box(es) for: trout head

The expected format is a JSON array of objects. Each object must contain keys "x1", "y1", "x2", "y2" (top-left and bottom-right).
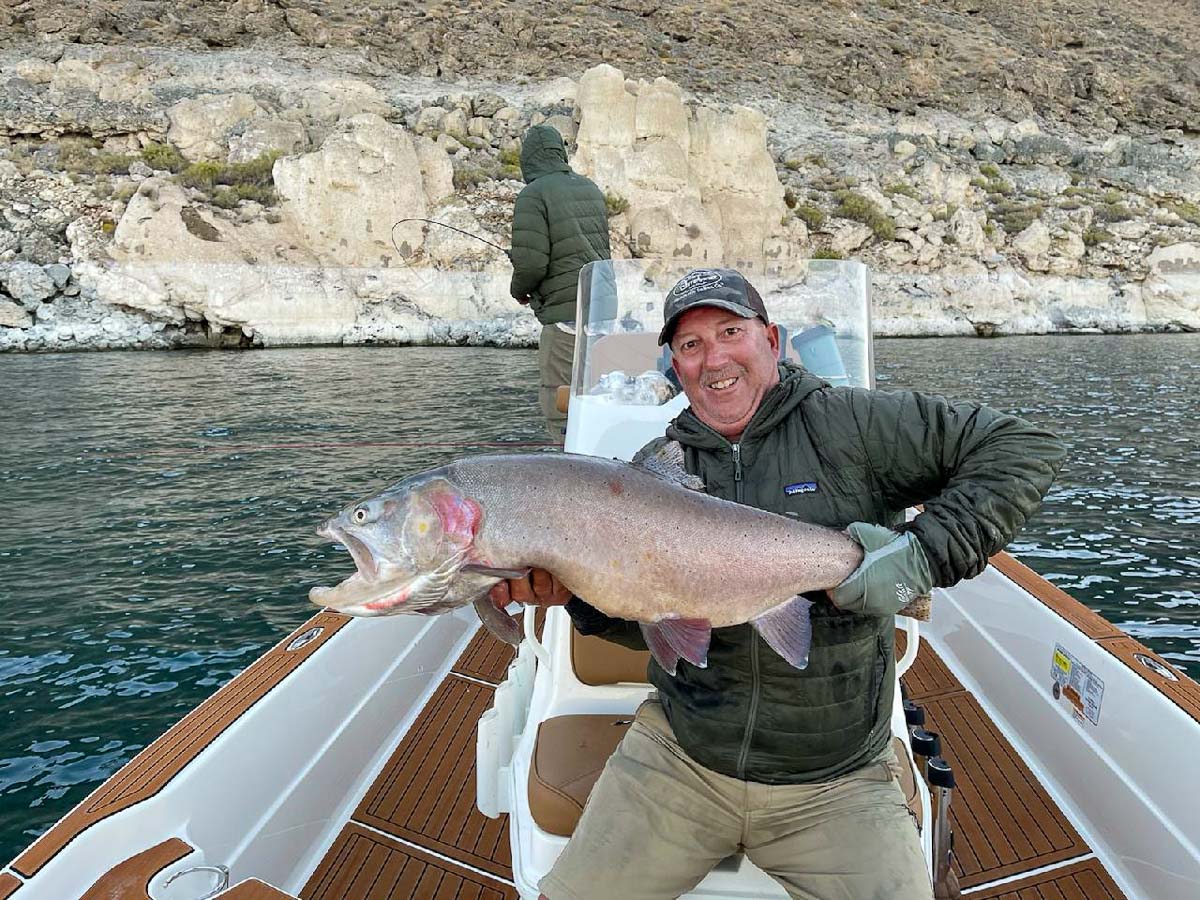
[{"x1": 309, "y1": 474, "x2": 486, "y2": 617}]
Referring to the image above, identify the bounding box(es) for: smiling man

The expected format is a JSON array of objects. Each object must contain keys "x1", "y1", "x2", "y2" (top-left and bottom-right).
[{"x1": 500, "y1": 266, "x2": 1067, "y2": 900}]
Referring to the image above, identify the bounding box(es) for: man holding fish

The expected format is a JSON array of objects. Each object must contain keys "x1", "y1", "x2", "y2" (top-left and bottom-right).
[
  {"x1": 311, "y1": 267, "x2": 1065, "y2": 899},
  {"x1": 497, "y1": 269, "x2": 1064, "y2": 899}
]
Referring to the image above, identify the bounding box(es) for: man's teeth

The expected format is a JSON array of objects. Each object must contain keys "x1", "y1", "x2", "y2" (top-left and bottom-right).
[{"x1": 709, "y1": 377, "x2": 738, "y2": 390}]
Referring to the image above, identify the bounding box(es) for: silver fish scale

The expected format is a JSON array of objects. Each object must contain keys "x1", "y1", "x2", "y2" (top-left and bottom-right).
[{"x1": 444, "y1": 453, "x2": 862, "y2": 626}]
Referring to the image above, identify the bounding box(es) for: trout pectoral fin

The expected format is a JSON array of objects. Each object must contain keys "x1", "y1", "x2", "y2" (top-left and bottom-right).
[
  {"x1": 641, "y1": 617, "x2": 711, "y2": 675},
  {"x1": 473, "y1": 596, "x2": 525, "y2": 645},
  {"x1": 752, "y1": 595, "x2": 814, "y2": 670}
]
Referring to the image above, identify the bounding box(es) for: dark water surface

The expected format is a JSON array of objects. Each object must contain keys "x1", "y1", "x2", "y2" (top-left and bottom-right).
[{"x1": 1, "y1": 335, "x2": 1197, "y2": 861}]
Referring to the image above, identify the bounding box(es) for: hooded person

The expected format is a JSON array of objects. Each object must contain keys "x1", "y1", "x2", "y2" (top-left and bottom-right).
[{"x1": 509, "y1": 125, "x2": 611, "y2": 443}]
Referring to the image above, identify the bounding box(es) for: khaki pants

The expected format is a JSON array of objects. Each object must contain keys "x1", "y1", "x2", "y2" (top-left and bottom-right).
[
  {"x1": 540, "y1": 701, "x2": 932, "y2": 900},
  {"x1": 538, "y1": 323, "x2": 575, "y2": 444}
]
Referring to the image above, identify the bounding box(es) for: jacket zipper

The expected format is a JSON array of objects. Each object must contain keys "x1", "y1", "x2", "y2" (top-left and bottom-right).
[{"x1": 731, "y1": 441, "x2": 759, "y2": 779}]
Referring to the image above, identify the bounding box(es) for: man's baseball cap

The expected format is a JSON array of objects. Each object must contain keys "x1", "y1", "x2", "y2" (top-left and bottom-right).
[{"x1": 658, "y1": 268, "x2": 769, "y2": 346}]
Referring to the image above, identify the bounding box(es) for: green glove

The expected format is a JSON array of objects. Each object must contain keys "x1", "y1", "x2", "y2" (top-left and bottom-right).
[{"x1": 831, "y1": 522, "x2": 933, "y2": 617}]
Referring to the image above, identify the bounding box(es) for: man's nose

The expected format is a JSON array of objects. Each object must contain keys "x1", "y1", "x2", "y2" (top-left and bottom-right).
[{"x1": 701, "y1": 340, "x2": 731, "y2": 367}]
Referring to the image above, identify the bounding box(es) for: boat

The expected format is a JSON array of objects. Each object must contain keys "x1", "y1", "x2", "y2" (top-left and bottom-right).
[{"x1": 3, "y1": 259, "x2": 1198, "y2": 900}]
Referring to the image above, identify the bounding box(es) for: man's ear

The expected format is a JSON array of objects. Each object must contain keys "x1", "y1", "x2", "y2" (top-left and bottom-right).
[{"x1": 766, "y1": 323, "x2": 781, "y2": 357}]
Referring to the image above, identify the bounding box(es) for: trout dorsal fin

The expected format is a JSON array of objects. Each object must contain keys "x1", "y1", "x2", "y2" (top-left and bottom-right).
[{"x1": 631, "y1": 440, "x2": 705, "y2": 491}]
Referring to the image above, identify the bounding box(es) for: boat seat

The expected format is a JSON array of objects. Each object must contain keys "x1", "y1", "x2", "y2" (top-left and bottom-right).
[
  {"x1": 529, "y1": 722, "x2": 923, "y2": 838},
  {"x1": 571, "y1": 629, "x2": 651, "y2": 685},
  {"x1": 529, "y1": 714, "x2": 634, "y2": 836}
]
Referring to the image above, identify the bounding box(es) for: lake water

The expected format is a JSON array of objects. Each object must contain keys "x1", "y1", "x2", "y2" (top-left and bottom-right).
[{"x1": 1, "y1": 334, "x2": 1197, "y2": 862}]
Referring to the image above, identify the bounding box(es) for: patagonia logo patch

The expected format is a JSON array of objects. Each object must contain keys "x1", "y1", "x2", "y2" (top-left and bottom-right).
[{"x1": 784, "y1": 481, "x2": 818, "y2": 495}]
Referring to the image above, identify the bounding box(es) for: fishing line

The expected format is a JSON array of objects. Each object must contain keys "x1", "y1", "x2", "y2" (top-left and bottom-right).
[
  {"x1": 85, "y1": 440, "x2": 558, "y2": 460},
  {"x1": 389, "y1": 218, "x2": 511, "y2": 292},
  {"x1": 392, "y1": 218, "x2": 512, "y2": 258}
]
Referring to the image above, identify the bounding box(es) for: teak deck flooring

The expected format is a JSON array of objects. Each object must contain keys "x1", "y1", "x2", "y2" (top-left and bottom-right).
[{"x1": 300, "y1": 628, "x2": 1127, "y2": 899}]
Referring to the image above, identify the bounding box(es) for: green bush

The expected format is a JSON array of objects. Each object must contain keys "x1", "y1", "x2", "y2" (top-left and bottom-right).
[
  {"x1": 141, "y1": 142, "x2": 188, "y2": 173},
  {"x1": 212, "y1": 184, "x2": 278, "y2": 208},
  {"x1": 794, "y1": 203, "x2": 826, "y2": 231},
  {"x1": 1163, "y1": 199, "x2": 1200, "y2": 226},
  {"x1": 990, "y1": 199, "x2": 1043, "y2": 234},
  {"x1": 1094, "y1": 202, "x2": 1133, "y2": 224},
  {"x1": 811, "y1": 248, "x2": 845, "y2": 260},
  {"x1": 452, "y1": 165, "x2": 489, "y2": 191},
  {"x1": 783, "y1": 187, "x2": 798, "y2": 209},
  {"x1": 179, "y1": 160, "x2": 222, "y2": 189},
  {"x1": 1083, "y1": 227, "x2": 1113, "y2": 246},
  {"x1": 605, "y1": 191, "x2": 630, "y2": 215},
  {"x1": 56, "y1": 139, "x2": 133, "y2": 175},
  {"x1": 498, "y1": 147, "x2": 521, "y2": 168},
  {"x1": 833, "y1": 190, "x2": 895, "y2": 241},
  {"x1": 883, "y1": 182, "x2": 920, "y2": 200},
  {"x1": 179, "y1": 152, "x2": 279, "y2": 189}
]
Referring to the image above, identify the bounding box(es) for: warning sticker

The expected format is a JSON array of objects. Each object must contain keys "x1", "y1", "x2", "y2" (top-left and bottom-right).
[{"x1": 1050, "y1": 643, "x2": 1104, "y2": 726}]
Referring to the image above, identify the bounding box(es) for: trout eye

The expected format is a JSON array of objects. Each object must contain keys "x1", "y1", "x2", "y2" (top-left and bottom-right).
[{"x1": 353, "y1": 507, "x2": 369, "y2": 524}]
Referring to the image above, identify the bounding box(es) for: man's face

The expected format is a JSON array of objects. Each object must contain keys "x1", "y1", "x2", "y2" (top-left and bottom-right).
[{"x1": 670, "y1": 306, "x2": 780, "y2": 440}]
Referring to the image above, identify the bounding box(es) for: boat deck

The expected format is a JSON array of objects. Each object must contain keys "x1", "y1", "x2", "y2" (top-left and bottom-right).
[
  {"x1": 296, "y1": 627, "x2": 1129, "y2": 899},
  {"x1": 300, "y1": 634, "x2": 517, "y2": 899}
]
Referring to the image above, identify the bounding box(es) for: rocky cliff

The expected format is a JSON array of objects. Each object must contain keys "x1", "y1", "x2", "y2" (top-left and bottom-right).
[{"x1": 1, "y1": 1, "x2": 1198, "y2": 351}]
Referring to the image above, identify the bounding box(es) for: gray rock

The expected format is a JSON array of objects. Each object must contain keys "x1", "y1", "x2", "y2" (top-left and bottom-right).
[
  {"x1": 1, "y1": 261, "x2": 57, "y2": 307},
  {"x1": 45, "y1": 263, "x2": 72, "y2": 288},
  {"x1": 0, "y1": 298, "x2": 32, "y2": 328},
  {"x1": 472, "y1": 93, "x2": 507, "y2": 117}
]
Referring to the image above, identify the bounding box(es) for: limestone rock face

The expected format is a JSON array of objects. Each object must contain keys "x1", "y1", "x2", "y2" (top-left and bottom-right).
[
  {"x1": 168, "y1": 93, "x2": 265, "y2": 161},
  {"x1": 227, "y1": 118, "x2": 309, "y2": 163},
  {"x1": 1144, "y1": 243, "x2": 1200, "y2": 330},
  {"x1": 273, "y1": 114, "x2": 454, "y2": 269},
  {"x1": 573, "y1": 65, "x2": 788, "y2": 269}
]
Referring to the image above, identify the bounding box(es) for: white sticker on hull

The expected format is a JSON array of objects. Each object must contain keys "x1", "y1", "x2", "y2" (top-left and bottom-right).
[{"x1": 1051, "y1": 643, "x2": 1105, "y2": 726}]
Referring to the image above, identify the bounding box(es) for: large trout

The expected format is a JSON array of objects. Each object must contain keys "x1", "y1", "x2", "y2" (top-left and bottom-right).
[{"x1": 309, "y1": 443, "x2": 864, "y2": 674}]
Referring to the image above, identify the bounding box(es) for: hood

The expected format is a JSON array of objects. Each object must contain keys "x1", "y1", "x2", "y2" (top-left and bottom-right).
[
  {"x1": 519, "y1": 125, "x2": 571, "y2": 183},
  {"x1": 667, "y1": 362, "x2": 829, "y2": 450}
]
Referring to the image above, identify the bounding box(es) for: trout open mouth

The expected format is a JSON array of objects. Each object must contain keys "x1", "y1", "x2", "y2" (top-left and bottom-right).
[{"x1": 310, "y1": 521, "x2": 411, "y2": 614}]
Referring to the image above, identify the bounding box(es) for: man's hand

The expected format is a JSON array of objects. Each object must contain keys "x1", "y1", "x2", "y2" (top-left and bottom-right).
[
  {"x1": 488, "y1": 568, "x2": 572, "y2": 611},
  {"x1": 830, "y1": 523, "x2": 933, "y2": 617}
]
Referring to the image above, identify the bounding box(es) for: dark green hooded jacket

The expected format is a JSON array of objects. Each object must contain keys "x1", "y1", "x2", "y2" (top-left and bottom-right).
[
  {"x1": 509, "y1": 126, "x2": 610, "y2": 325},
  {"x1": 567, "y1": 363, "x2": 1065, "y2": 783}
]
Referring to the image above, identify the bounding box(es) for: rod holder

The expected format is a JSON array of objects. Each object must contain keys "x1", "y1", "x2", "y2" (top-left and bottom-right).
[
  {"x1": 927, "y1": 756, "x2": 957, "y2": 895},
  {"x1": 904, "y1": 699, "x2": 925, "y2": 728}
]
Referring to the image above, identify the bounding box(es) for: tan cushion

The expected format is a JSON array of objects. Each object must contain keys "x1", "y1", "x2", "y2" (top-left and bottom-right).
[
  {"x1": 529, "y1": 715, "x2": 633, "y2": 836},
  {"x1": 571, "y1": 629, "x2": 651, "y2": 686},
  {"x1": 893, "y1": 736, "x2": 923, "y2": 830}
]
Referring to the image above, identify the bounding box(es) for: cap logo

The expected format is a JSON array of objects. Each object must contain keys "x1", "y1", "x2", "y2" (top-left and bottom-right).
[{"x1": 670, "y1": 270, "x2": 724, "y2": 301}]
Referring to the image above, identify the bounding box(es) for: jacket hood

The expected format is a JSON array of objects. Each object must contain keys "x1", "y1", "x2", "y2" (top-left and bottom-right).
[
  {"x1": 668, "y1": 362, "x2": 829, "y2": 450},
  {"x1": 519, "y1": 125, "x2": 571, "y2": 183}
]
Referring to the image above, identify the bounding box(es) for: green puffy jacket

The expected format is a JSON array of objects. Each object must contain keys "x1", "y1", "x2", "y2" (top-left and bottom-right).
[
  {"x1": 509, "y1": 126, "x2": 610, "y2": 325},
  {"x1": 567, "y1": 363, "x2": 1065, "y2": 783}
]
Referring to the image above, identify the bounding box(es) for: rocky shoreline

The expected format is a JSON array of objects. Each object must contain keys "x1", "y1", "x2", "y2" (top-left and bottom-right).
[{"x1": 2, "y1": 8, "x2": 1199, "y2": 351}]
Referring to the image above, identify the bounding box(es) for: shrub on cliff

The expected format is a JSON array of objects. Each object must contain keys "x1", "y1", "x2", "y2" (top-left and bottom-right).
[
  {"x1": 141, "y1": 143, "x2": 188, "y2": 173},
  {"x1": 833, "y1": 190, "x2": 894, "y2": 241}
]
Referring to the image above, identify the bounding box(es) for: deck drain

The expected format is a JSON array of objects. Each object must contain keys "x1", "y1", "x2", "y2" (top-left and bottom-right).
[
  {"x1": 1133, "y1": 652, "x2": 1178, "y2": 681},
  {"x1": 286, "y1": 626, "x2": 325, "y2": 652}
]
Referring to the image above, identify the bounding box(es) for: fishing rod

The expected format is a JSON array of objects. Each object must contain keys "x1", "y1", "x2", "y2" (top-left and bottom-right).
[{"x1": 392, "y1": 218, "x2": 512, "y2": 260}]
